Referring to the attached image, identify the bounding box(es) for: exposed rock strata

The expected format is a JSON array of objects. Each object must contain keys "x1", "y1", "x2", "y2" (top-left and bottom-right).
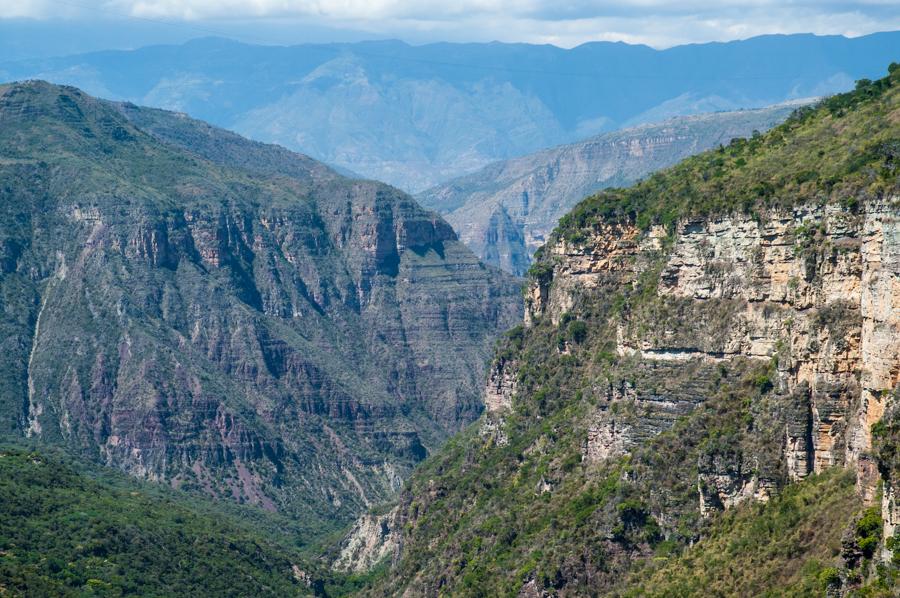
[
  {"x1": 333, "y1": 506, "x2": 402, "y2": 572},
  {"x1": 526, "y1": 199, "x2": 899, "y2": 519},
  {"x1": 484, "y1": 358, "x2": 519, "y2": 413},
  {"x1": 0, "y1": 81, "x2": 522, "y2": 526}
]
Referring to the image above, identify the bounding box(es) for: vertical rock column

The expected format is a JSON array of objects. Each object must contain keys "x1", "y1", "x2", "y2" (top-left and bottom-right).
[{"x1": 853, "y1": 202, "x2": 900, "y2": 504}]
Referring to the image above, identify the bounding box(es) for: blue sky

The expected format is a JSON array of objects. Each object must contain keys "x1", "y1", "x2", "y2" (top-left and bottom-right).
[{"x1": 2, "y1": 0, "x2": 900, "y2": 49}]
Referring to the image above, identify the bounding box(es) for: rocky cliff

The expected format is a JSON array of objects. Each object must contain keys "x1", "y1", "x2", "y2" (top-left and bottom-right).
[
  {"x1": 528, "y1": 200, "x2": 899, "y2": 491},
  {"x1": 419, "y1": 104, "x2": 800, "y2": 274},
  {"x1": 0, "y1": 81, "x2": 522, "y2": 533},
  {"x1": 359, "y1": 66, "x2": 900, "y2": 596}
]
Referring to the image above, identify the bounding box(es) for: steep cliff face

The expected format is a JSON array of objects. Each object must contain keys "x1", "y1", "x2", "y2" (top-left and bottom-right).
[
  {"x1": 419, "y1": 105, "x2": 799, "y2": 274},
  {"x1": 480, "y1": 206, "x2": 531, "y2": 276},
  {"x1": 874, "y1": 393, "x2": 900, "y2": 563},
  {"x1": 0, "y1": 81, "x2": 522, "y2": 531},
  {"x1": 360, "y1": 67, "x2": 900, "y2": 596},
  {"x1": 528, "y1": 201, "x2": 899, "y2": 494},
  {"x1": 526, "y1": 206, "x2": 900, "y2": 548}
]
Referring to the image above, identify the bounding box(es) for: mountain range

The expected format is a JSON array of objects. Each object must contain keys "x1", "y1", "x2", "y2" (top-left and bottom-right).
[{"x1": 3, "y1": 33, "x2": 900, "y2": 191}]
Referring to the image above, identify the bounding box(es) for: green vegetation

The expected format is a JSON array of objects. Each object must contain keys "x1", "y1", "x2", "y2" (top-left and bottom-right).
[
  {"x1": 566, "y1": 320, "x2": 588, "y2": 344},
  {"x1": 857, "y1": 507, "x2": 884, "y2": 559},
  {"x1": 0, "y1": 446, "x2": 317, "y2": 597},
  {"x1": 554, "y1": 64, "x2": 900, "y2": 242},
  {"x1": 623, "y1": 468, "x2": 858, "y2": 597}
]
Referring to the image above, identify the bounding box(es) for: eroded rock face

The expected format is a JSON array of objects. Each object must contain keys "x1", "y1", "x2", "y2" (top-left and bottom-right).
[
  {"x1": 526, "y1": 198, "x2": 900, "y2": 517},
  {"x1": 484, "y1": 358, "x2": 518, "y2": 414},
  {"x1": 333, "y1": 506, "x2": 402, "y2": 572},
  {"x1": 698, "y1": 448, "x2": 775, "y2": 517},
  {"x1": 480, "y1": 357, "x2": 519, "y2": 446},
  {"x1": 883, "y1": 482, "x2": 900, "y2": 561},
  {"x1": 0, "y1": 81, "x2": 522, "y2": 525},
  {"x1": 525, "y1": 222, "x2": 645, "y2": 327},
  {"x1": 874, "y1": 395, "x2": 900, "y2": 563},
  {"x1": 584, "y1": 417, "x2": 631, "y2": 464},
  {"x1": 650, "y1": 203, "x2": 898, "y2": 487}
]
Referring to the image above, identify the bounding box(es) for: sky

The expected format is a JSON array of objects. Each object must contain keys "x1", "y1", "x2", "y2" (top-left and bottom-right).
[{"x1": 1, "y1": 0, "x2": 900, "y2": 53}]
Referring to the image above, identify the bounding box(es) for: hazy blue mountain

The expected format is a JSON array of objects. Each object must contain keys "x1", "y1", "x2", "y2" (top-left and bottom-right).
[
  {"x1": 0, "y1": 18, "x2": 379, "y2": 62},
  {"x1": 2, "y1": 32, "x2": 899, "y2": 191}
]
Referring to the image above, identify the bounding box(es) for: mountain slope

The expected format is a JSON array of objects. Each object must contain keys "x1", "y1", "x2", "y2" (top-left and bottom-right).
[
  {"x1": 0, "y1": 81, "x2": 521, "y2": 536},
  {"x1": 419, "y1": 103, "x2": 801, "y2": 274},
  {"x1": 2, "y1": 33, "x2": 900, "y2": 190},
  {"x1": 358, "y1": 65, "x2": 900, "y2": 596},
  {"x1": 623, "y1": 468, "x2": 860, "y2": 597},
  {"x1": 0, "y1": 446, "x2": 322, "y2": 596}
]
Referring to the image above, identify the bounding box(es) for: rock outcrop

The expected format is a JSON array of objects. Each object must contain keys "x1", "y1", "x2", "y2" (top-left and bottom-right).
[
  {"x1": 483, "y1": 358, "x2": 519, "y2": 414},
  {"x1": 333, "y1": 506, "x2": 402, "y2": 572},
  {"x1": 527, "y1": 200, "x2": 899, "y2": 515}
]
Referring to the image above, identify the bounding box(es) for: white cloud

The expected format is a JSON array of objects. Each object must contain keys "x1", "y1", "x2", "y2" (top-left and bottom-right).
[
  {"x1": 1, "y1": 0, "x2": 899, "y2": 47},
  {"x1": 0, "y1": 0, "x2": 51, "y2": 18}
]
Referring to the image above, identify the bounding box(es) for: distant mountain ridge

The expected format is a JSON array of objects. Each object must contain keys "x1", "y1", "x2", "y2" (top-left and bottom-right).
[
  {"x1": 2, "y1": 32, "x2": 900, "y2": 191},
  {"x1": 419, "y1": 103, "x2": 803, "y2": 274}
]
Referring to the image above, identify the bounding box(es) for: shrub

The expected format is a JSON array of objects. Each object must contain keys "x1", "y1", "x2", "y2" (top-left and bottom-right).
[
  {"x1": 819, "y1": 566, "x2": 841, "y2": 589},
  {"x1": 567, "y1": 321, "x2": 588, "y2": 344},
  {"x1": 527, "y1": 261, "x2": 554, "y2": 286},
  {"x1": 752, "y1": 373, "x2": 773, "y2": 393},
  {"x1": 857, "y1": 507, "x2": 883, "y2": 558}
]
